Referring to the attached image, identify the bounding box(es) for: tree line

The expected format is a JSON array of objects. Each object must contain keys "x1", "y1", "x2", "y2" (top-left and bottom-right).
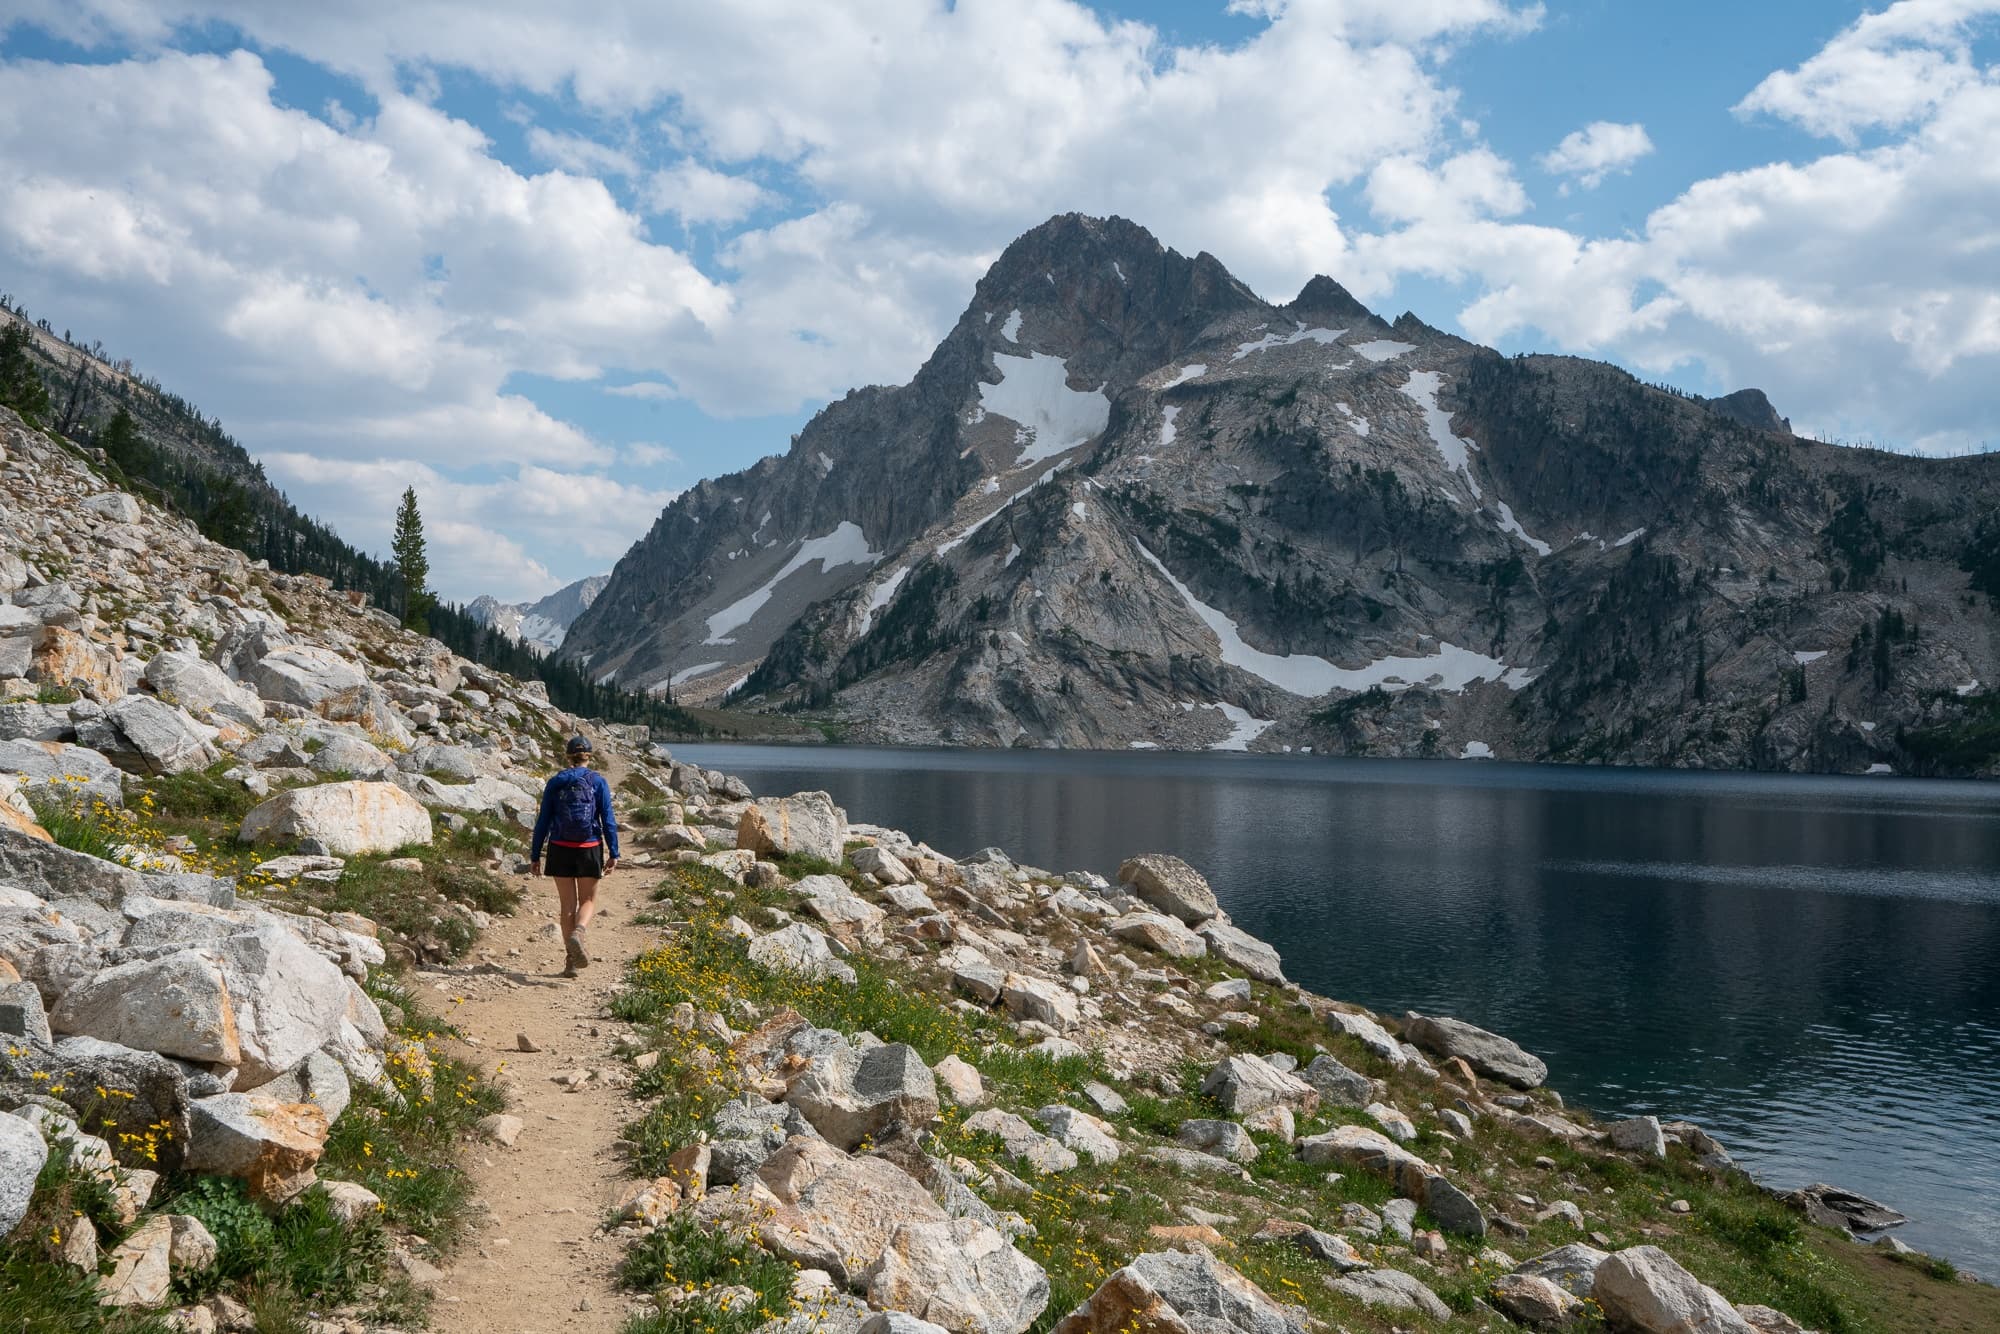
[{"x1": 0, "y1": 317, "x2": 699, "y2": 733}]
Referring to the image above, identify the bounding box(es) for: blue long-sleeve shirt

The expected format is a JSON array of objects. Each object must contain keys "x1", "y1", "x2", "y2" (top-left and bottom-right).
[{"x1": 530, "y1": 766, "x2": 619, "y2": 861}]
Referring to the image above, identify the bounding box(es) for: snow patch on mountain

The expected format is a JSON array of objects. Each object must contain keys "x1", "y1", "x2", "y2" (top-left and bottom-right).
[
  {"x1": 1353, "y1": 339, "x2": 1416, "y2": 362},
  {"x1": 1490, "y1": 499, "x2": 1551, "y2": 557},
  {"x1": 1401, "y1": 371, "x2": 1482, "y2": 499},
  {"x1": 980, "y1": 351, "x2": 1111, "y2": 467},
  {"x1": 1232, "y1": 324, "x2": 1347, "y2": 361},
  {"x1": 1164, "y1": 364, "x2": 1207, "y2": 388},
  {"x1": 706, "y1": 522, "x2": 881, "y2": 645},
  {"x1": 1001, "y1": 309, "x2": 1024, "y2": 342},
  {"x1": 1137, "y1": 542, "x2": 1516, "y2": 697}
]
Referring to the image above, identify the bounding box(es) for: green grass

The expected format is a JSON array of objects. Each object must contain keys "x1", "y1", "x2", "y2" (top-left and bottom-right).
[
  {"x1": 617, "y1": 1214, "x2": 798, "y2": 1333},
  {"x1": 141, "y1": 760, "x2": 260, "y2": 823},
  {"x1": 26, "y1": 788, "x2": 125, "y2": 859},
  {"x1": 263, "y1": 833, "x2": 521, "y2": 961},
  {"x1": 0, "y1": 1240, "x2": 171, "y2": 1334}
]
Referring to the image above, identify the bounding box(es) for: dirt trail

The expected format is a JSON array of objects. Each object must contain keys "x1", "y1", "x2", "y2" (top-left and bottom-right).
[{"x1": 425, "y1": 849, "x2": 662, "y2": 1333}]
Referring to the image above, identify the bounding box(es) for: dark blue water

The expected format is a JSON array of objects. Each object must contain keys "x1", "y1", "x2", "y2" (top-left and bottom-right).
[{"x1": 671, "y1": 744, "x2": 2000, "y2": 1273}]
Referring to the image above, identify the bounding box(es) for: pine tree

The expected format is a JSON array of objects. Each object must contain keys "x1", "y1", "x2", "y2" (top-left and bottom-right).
[
  {"x1": 391, "y1": 486, "x2": 434, "y2": 634},
  {"x1": 0, "y1": 323, "x2": 51, "y2": 420}
]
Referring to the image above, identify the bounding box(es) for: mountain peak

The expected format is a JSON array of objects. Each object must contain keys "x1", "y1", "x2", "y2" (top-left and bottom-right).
[
  {"x1": 1707, "y1": 388, "x2": 1792, "y2": 435},
  {"x1": 1287, "y1": 275, "x2": 1376, "y2": 325}
]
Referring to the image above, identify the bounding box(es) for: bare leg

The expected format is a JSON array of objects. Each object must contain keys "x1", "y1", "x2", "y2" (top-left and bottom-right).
[
  {"x1": 572, "y1": 877, "x2": 601, "y2": 933},
  {"x1": 554, "y1": 878, "x2": 580, "y2": 941}
]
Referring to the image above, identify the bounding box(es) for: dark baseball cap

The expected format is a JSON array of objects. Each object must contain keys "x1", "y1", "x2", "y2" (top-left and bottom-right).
[{"x1": 565, "y1": 735, "x2": 593, "y2": 754}]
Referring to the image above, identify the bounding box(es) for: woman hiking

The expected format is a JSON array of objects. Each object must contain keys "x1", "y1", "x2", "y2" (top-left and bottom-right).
[{"x1": 529, "y1": 735, "x2": 620, "y2": 977}]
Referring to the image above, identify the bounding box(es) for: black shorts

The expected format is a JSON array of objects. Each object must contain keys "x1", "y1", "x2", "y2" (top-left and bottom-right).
[{"x1": 544, "y1": 844, "x2": 606, "y2": 878}]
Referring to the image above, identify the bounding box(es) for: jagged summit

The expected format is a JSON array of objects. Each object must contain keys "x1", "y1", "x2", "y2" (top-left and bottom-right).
[
  {"x1": 1286, "y1": 274, "x2": 1377, "y2": 325},
  {"x1": 563, "y1": 214, "x2": 2000, "y2": 774},
  {"x1": 1707, "y1": 387, "x2": 1792, "y2": 435}
]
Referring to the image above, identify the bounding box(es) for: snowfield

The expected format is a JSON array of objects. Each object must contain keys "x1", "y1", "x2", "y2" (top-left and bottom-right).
[
  {"x1": 705, "y1": 521, "x2": 881, "y2": 645},
  {"x1": 1232, "y1": 324, "x2": 1347, "y2": 361},
  {"x1": 1400, "y1": 371, "x2": 1482, "y2": 499},
  {"x1": 1353, "y1": 339, "x2": 1416, "y2": 362},
  {"x1": 979, "y1": 351, "x2": 1111, "y2": 467},
  {"x1": 1136, "y1": 542, "x2": 1520, "y2": 697}
]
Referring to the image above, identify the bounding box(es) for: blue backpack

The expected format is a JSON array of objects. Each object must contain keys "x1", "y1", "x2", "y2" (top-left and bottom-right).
[{"x1": 546, "y1": 768, "x2": 601, "y2": 843}]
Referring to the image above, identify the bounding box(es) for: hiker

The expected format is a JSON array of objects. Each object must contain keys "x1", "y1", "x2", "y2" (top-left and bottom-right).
[{"x1": 529, "y1": 735, "x2": 620, "y2": 976}]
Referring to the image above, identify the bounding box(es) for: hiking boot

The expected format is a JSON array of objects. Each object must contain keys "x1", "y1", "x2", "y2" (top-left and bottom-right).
[{"x1": 565, "y1": 928, "x2": 589, "y2": 971}]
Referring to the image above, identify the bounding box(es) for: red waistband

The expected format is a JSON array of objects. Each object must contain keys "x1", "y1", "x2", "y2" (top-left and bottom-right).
[{"x1": 550, "y1": 839, "x2": 601, "y2": 848}]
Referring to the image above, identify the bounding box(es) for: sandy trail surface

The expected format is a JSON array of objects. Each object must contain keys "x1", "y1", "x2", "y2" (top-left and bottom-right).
[{"x1": 426, "y1": 853, "x2": 662, "y2": 1334}]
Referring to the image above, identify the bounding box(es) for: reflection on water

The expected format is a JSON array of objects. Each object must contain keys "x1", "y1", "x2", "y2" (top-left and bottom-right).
[{"x1": 672, "y1": 745, "x2": 2000, "y2": 1272}]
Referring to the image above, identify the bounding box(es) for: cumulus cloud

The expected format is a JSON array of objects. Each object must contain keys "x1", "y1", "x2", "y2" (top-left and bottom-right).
[
  {"x1": 1735, "y1": 0, "x2": 2000, "y2": 142},
  {"x1": 1428, "y1": 21, "x2": 2000, "y2": 453},
  {"x1": 1538, "y1": 121, "x2": 1655, "y2": 190},
  {"x1": 263, "y1": 454, "x2": 677, "y2": 601},
  {"x1": 644, "y1": 161, "x2": 773, "y2": 225}
]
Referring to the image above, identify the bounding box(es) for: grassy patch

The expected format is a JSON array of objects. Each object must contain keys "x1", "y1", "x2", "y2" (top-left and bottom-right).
[
  {"x1": 265, "y1": 836, "x2": 521, "y2": 962},
  {"x1": 618, "y1": 1214, "x2": 798, "y2": 1333}
]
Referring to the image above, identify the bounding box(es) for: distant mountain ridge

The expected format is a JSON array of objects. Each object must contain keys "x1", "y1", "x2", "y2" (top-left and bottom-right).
[
  {"x1": 467, "y1": 575, "x2": 610, "y2": 656},
  {"x1": 560, "y1": 213, "x2": 2000, "y2": 775}
]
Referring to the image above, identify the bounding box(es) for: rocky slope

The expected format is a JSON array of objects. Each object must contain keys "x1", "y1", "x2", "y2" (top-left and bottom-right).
[
  {"x1": 0, "y1": 402, "x2": 658, "y2": 1325},
  {"x1": 564, "y1": 214, "x2": 2000, "y2": 775},
  {"x1": 467, "y1": 574, "x2": 610, "y2": 656},
  {"x1": 592, "y1": 778, "x2": 1996, "y2": 1332}
]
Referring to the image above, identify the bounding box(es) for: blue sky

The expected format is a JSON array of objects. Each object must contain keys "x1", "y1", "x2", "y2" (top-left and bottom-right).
[{"x1": 1, "y1": 1, "x2": 1995, "y2": 600}]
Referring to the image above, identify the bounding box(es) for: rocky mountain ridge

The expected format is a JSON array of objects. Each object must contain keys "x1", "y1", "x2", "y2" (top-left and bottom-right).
[
  {"x1": 0, "y1": 401, "x2": 661, "y2": 1325},
  {"x1": 466, "y1": 573, "x2": 610, "y2": 656},
  {"x1": 563, "y1": 215, "x2": 2000, "y2": 776}
]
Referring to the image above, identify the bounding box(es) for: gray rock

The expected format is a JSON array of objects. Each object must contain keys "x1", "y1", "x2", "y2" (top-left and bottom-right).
[
  {"x1": 946, "y1": 947, "x2": 1007, "y2": 1003},
  {"x1": 1036, "y1": 1105, "x2": 1120, "y2": 1163},
  {"x1": 143, "y1": 651, "x2": 264, "y2": 726},
  {"x1": 1081, "y1": 1081, "x2": 1128, "y2": 1116},
  {"x1": 244, "y1": 1049, "x2": 352, "y2": 1124},
  {"x1": 0, "y1": 978, "x2": 52, "y2": 1043},
  {"x1": 964, "y1": 1109, "x2": 1078, "y2": 1174},
  {"x1": 748, "y1": 923, "x2": 857, "y2": 984},
  {"x1": 1780, "y1": 1183, "x2": 1909, "y2": 1234},
  {"x1": 1116, "y1": 854, "x2": 1221, "y2": 924},
  {"x1": 51, "y1": 948, "x2": 241, "y2": 1064},
  {"x1": 1176, "y1": 1118, "x2": 1260, "y2": 1163},
  {"x1": 1591, "y1": 1245, "x2": 1758, "y2": 1334},
  {"x1": 1326, "y1": 1267, "x2": 1451, "y2": 1320},
  {"x1": 1001, "y1": 973, "x2": 1080, "y2": 1030},
  {"x1": 1422, "y1": 1174, "x2": 1488, "y2": 1238},
  {"x1": 0, "y1": 1109, "x2": 48, "y2": 1236},
  {"x1": 184, "y1": 1093, "x2": 329, "y2": 1204},
  {"x1": 214, "y1": 926, "x2": 353, "y2": 1087},
  {"x1": 856, "y1": 1315, "x2": 951, "y2": 1334},
  {"x1": 0, "y1": 701, "x2": 73, "y2": 741},
  {"x1": 788, "y1": 1041, "x2": 940, "y2": 1151},
  {"x1": 238, "y1": 781, "x2": 433, "y2": 857},
  {"x1": 307, "y1": 734, "x2": 394, "y2": 778},
  {"x1": 1138, "y1": 1146, "x2": 1251, "y2": 1179},
  {"x1": 1489, "y1": 1272, "x2": 1583, "y2": 1327},
  {"x1": 1082, "y1": 1249, "x2": 1305, "y2": 1334},
  {"x1": 864, "y1": 1216, "x2": 1051, "y2": 1334},
  {"x1": 1300, "y1": 1054, "x2": 1373, "y2": 1106},
  {"x1": 1107, "y1": 910, "x2": 1209, "y2": 959},
  {"x1": 1609, "y1": 1114, "x2": 1668, "y2": 1158},
  {"x1": 797, "y1": 874, "x2": 887, "y2": 939},
  {"x1": 1195, "y1": 918, "x2": 1285, "y2": 983},
  {"x1": 1202, "y1": 1053, "x2": 1319, "y2": 1116},
  {"x1": 0, "y1": 1035, "x2": 195, "y2": 1170},
  {"x1": 737, "y1": 791, "x2": 847, "y2": 863},
  {"x1": 1402, "y1": 1011, "x2": 1548, "y2": 1089},
  {"x1": 1380, "y1": 1198, "x2": 1417, "y2": 1241},
  {"x1": 1324, "y1": 1009, "x2": 1405, "y2": 1065},
  {"x1": 0, "y1": 738, "x2": 123, "y2": 808},
  {"x1": 850, "y1": 845, "x2": 915, "y2": 885}
]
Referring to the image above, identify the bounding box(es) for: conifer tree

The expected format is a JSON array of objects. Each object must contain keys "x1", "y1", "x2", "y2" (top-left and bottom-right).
[
  {"x1": 391, "y1": 486, "x2": 434, "y2": 634},
  {"x1": 0, "y1": 323, "x2": 50, "y2": 420}
]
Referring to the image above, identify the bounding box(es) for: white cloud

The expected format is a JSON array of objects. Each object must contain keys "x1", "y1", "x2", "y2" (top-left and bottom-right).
[
  {"x1": 1412, "y1": 20, "x2": 2000, "y2": 454},
  {"x1": 621, "y1": 442, "x2": 680, "y2": 467},
  {"x1": 1735, "y1": 0, "x2": 2000, "y2": 143},
  {"x1": 1538, "y1": 121, "x2": 1654, "y2": 190},
  {"x1": 603, "y1": 380, "x2": 679, "y2": 400},
  {"x1": 263, "y1": 453, "x2": 676, "y2": 600},
  {"x1": 644, "y1": 161, "x2": 772, "y2": 224},
  {"x1": 526, "y1": 126, "x2": 639, "y2": 177}
]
